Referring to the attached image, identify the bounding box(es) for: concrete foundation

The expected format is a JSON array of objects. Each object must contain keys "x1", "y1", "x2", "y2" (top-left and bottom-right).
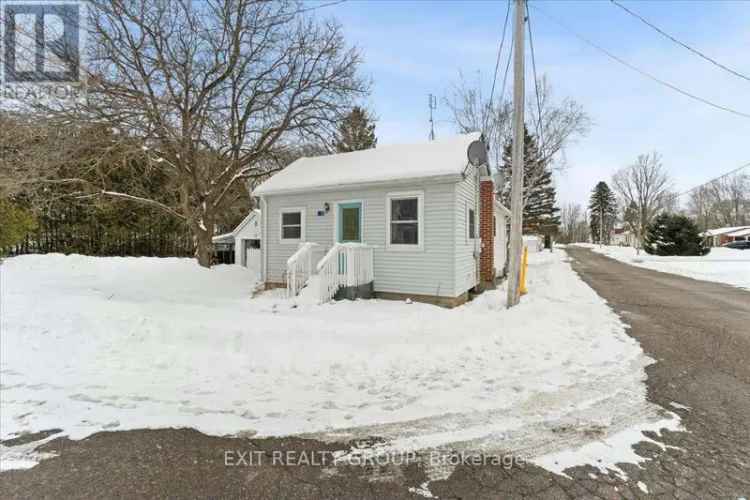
[{"x1": 334, "y1": 281, "x2": 375, "y2": 301}]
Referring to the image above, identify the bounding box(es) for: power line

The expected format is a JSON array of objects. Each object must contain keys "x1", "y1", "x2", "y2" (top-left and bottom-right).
[
  {"x1": 529, "y1": 4, "x2": 750, "y2": 120},
  {"x1": 665, "y1": 161, "x2": 750, "y2": 202},
  {"x1": 610, "y1": 0, "x2": 750, "y2": 83},
  {"x1": 526, "y1": 1, "x2": 545, "y2": 149},
  {"x1": 497, "y1": 27, "x2": 514, "y2": 114},
  {"x1": 272, "y1": 0, "x2": 348, "y2": 19},
  {"x1": 484, "y1": 0, "x2": 512, "y2": 134}
]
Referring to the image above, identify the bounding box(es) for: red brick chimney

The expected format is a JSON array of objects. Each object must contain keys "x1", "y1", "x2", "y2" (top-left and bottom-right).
[{"x1": 479, "y1": 177, "x2": 495, "y2": 286}]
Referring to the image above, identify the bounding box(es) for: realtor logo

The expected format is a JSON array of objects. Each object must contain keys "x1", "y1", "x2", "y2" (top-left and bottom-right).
[{"x1": 1, "y1": 1, "x2": 83, "y2": 84}]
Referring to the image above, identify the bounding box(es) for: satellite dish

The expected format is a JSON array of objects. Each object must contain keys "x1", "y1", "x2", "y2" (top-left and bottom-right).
[{"x1": 467, "y1": 140, "x2": 488, "y2": 167}]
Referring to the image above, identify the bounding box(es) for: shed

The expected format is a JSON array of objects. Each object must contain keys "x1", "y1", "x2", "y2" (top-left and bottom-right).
[{"x1": 212, "y1": 210, "x2": 261, "y2": 274}]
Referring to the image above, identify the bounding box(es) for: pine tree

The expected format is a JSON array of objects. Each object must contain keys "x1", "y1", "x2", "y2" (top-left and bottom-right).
[
  {"x1": 588, "y1": 181, "x2": 617, "y2": 244},
  {"x1": 500, "y1": 126, "x2": 560, "y2": 233},
  {"x1": 332, "y1": 107, "x2": 377, "y2": 153},
  {"x1": 644, "y1": 213, "x2": 709, "y2": 256}
]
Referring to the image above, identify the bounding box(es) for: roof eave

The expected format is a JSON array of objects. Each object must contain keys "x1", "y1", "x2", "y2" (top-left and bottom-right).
[
  {"x1": 231, "y1": 209, "x2": 260, "y2": 236},
  {"x1": 254, "y1": 173, "x2": 464, "y2": 197}
]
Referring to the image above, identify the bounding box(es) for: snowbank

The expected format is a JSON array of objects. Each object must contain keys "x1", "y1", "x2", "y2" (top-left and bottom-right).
[
  {"x1": 1, "y1": 252, "x2": 677, "y2": 477},
  {"x1": 580, "y1": 244, "x2": 750, "y2": 290}
]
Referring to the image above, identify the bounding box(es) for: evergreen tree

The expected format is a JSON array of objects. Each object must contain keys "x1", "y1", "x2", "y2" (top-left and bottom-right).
[
  {"x1": 623, "y1": 201, "x2": 639, "y2": 233},
  {"x1": 588, "y1": 181, "x2": 617, "y2": 244},
  {"x1": 501, "y1": 126, "x2": 560, "y2": 232},
  {"x1": 0, "y1": 198, "x2": 37, "y2": 255},
  {"x1": 644, "y1": 213, "x2": 709, "y2": 256},
  {"x1": 333, "y1": 107, "x2": 377, "y2": 153}
]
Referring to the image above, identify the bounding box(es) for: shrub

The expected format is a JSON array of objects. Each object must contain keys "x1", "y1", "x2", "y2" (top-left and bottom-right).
[
  {"x1": 0, "y1": 199, "x2": 37, "y2": 255},
  {"x1": 643, "y1": 213, "x2": 709, "y2": 256}
]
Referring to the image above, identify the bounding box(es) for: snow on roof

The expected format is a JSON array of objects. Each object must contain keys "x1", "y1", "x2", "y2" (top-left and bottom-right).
[
  {"x1": 254, "y1": 133, "x2": 481, "y2": 195},
  {"x1": 232, "y1": 209, "x2": 260, "y2": 236},
  {"x1": 212, "y1": 210, "x2": 261, "y2": 243},
  {"x1": 727, "y1": 227, "x2": 750, "y2": 237},
  {"x1": 212, "y1": 233, "x2": 234, "y2": 243},
  {"x1": 701, "y1": 226, "x2": 750, "y2": 237}
]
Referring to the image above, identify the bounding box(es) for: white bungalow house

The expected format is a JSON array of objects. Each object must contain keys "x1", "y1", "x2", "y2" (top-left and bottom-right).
[
  {"x1": 252, "y1": 133, "x2": 510, "y2": 307},
  {"x1": 212, "y1": 210, "x2": 261, "y2": 274}
]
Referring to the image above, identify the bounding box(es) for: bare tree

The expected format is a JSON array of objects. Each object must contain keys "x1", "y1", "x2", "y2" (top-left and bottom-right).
[
  {"x1": 445, "y1": 71, "x2": 512, "y2": 168},
  {"x1": 30, "y1": 0, "x2": 367, "y2": 266},
  {"x1": 612, "y1": 152, "x2": 672, "y2": 248},
  {"x1": 687, "y1": 186, "x2": 714, "y2": 232},
  {"x1": 707, "y1": 173, "x2": 749, "y2": 227},
  {"x1": 445, "y1": 74, "x2": 590, "y2": 172},
  {"x1": 559, "y1": 202, "x2": 588, "y2": 243},
  {"x1": 659, "y1": 190, "x2": 682, "y2": 215},
  {"x1": 0, "y1": 113, "x2": 63, "y2": 198}
]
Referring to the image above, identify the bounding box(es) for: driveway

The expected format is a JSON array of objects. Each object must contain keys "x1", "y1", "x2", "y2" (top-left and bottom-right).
[{"x1": 1, "y1": 247, "x2": 749, "y2": 499}]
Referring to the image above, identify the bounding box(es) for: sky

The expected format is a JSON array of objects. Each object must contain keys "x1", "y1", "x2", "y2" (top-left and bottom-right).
[{"x1": 311, "y1": 0, "x2": 750, "y2": 206}]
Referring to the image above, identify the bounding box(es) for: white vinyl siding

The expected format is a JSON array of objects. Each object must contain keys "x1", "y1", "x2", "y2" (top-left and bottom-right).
[
  {"x1": 262, "y1": 182, "x2": 457, "y2": 297},
  {"x1": 233, "y1": 211, "x2": 261, "y2": 266},
  {"x1": 454, "y1": 168, "x2": 480, "y2": 296}
]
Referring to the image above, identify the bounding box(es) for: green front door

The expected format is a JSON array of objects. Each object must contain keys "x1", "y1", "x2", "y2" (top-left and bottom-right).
[{"x1": 337, "y1": 202, "x2": 362, "y2": 243}]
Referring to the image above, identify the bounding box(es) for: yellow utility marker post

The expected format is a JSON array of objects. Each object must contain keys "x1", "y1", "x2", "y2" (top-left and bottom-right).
[{"x1": 519, "y1": 246, "x2": 529, "y2": 296}]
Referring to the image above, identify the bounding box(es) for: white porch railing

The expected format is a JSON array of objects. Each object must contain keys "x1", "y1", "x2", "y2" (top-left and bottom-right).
[
  {"x1": 286, "y1": 242, "x2": 320, "y2": 297},
  {"x1": 316, "y1": 243, "x2": 375, "y2": 304}
]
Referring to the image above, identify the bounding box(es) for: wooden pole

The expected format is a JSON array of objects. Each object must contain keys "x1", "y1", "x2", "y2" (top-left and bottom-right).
[{"x1": 506, "y1": 0, "x2": 526, "y2": 308}]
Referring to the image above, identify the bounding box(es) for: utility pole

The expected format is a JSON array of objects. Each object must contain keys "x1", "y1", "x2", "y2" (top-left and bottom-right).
[
  {"x1": 428, "y1": 94, "x2": 437, "y2": 141},
  {"x1": 599, "y1": 203, "x2": 604, "y2": 247},
  {"x1": 506, "y1": 0, "x2": 525, "y2": 308}
]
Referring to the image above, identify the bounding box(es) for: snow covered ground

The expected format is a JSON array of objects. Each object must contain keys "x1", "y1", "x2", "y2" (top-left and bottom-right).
[
  {"x1": 579, "y1": 244, "x2": 750, "y2": 290},
  {"x1": 1, "y1": 251, "x2": 678, "y2": 478}
]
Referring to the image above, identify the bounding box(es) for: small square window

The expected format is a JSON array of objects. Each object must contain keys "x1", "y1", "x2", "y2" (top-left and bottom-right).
[
  {"x1": 280, "y1": 209, "x2": 304, "y2": 242},
  {"x1": 387, "y1": 193, "x2": 423, "y2": 249}
]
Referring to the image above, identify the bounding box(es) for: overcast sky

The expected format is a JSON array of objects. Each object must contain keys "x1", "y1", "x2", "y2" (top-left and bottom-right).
[{"x1": 323, "y1": 0, "x2": 750, "y2": 206}]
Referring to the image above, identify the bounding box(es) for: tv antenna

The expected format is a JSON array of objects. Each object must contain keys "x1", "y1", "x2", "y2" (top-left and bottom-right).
[{"x1": 428, "y1": 94, "x2": 437, "y2": 141}]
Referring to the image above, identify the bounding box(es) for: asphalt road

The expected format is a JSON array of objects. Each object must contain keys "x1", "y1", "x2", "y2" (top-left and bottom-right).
[
  {"x1": 1, "y1": 247, "x2": 749, "y2": 499},
  {"x1": 562, "y1": 247, "x2": 750, "y2": 499}
]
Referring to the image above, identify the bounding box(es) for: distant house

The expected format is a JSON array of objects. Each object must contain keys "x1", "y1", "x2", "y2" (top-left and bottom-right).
[
  {"x1": 252, "y1": 133, "x2": 510, "y2": 307},
  {"x1": 701, "y1": 226, "x2": 750, "y2": 247},
  {"x1": 212, "y1": 210, "x2": 261, "y2": 274},
  {"x1": 725, "y1": 227, "x2": 750, "y2": 242},
  {"x1": 611, "y1": 227, "x2": 635, "y2": 247}
]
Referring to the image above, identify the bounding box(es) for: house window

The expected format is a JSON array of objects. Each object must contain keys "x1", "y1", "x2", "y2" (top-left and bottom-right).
[
  {"x1": 280, "y1": 208, "x2": 305, "y2": 242},
  {"x1": 387, "y1": 192, "x2": 423, "y2": 249},
  {"x1": 468, "y1": 208, "x2": 476, "y2": 239}
]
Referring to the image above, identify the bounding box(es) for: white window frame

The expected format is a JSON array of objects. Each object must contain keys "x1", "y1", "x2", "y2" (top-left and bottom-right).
[
  {"x1": 467, "y1": 205, "x2": 477, "y2": 241},
  {"x1": 386, "y1": 191, "x2": 424, "y2": 251},
  {"x1": 279, "y1": 207, "x2": 306, "y2": 244}
]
